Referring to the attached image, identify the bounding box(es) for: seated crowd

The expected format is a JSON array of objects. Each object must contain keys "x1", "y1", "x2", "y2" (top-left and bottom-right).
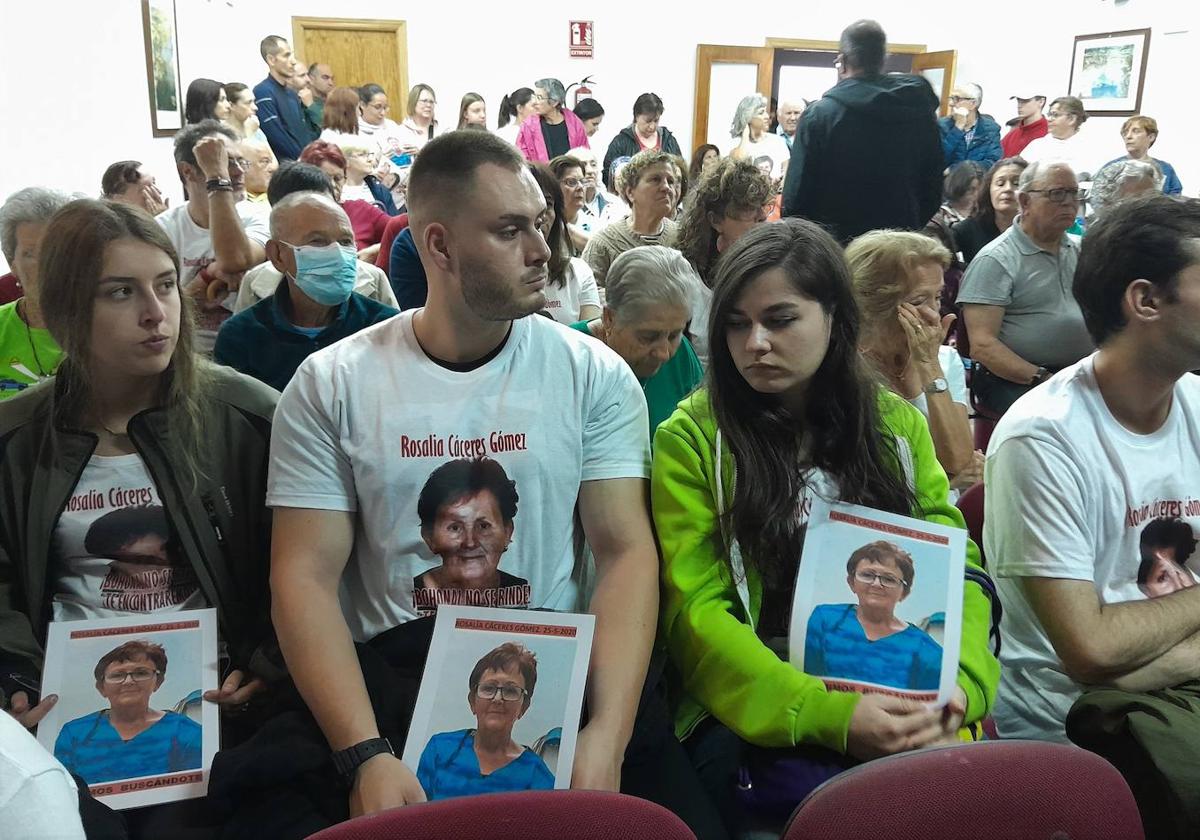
[{"x1": 1, "y1": 16, "x2": 1198, "y2": 840}]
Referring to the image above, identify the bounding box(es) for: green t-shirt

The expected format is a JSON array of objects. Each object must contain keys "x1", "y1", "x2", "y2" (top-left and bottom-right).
[
  {"x1": 571, "y1": 320, "x2": 704, "y2": 437},
  {"x1": 0, "y1": 301, "x2": 64, "y2": 400}
]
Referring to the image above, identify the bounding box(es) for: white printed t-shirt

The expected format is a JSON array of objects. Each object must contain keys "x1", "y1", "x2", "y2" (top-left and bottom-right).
[
  {"x1": 51, "y1": 454, "x2": 207, "y2": 621},
  {"x1": 543, "y1": 258, "x2": 601, "y2": 325},
  {"x1": 267, "y1": 311, "x2": 650, "y2": 642},
  {"x1": 156, "y1": 202, "x2": 270, "y2": 353},
  {"x1": 986, "y1": 353, "x2": 1200, "y2": 742}
]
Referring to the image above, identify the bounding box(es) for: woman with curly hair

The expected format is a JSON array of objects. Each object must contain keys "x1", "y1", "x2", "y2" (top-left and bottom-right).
[{"x1": 674, "y1": 158, "x2": 772, "y2": 364}]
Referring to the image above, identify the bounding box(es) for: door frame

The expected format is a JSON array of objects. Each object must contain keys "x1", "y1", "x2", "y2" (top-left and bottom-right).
[
  {"x1": 911, "y1": 50, "x2": 959, "y2": 116},
  {"x1": 765, "y1": 37, "x2": 927, "y2": 55},
  {"x1": 291, "y1": 16, "x2": 409, "y2": 98},
  {"x1": 692, "y1": 45, "x2": 775, "y2": 153}
]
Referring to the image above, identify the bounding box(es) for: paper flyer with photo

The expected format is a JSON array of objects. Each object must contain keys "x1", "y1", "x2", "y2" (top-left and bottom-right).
[
  {"x1": 403, "y1": 606, "x2": 594, "y2": 800},
  {"x1": 36, "y1": 610, "x2": 219, "y2": 809},
  {"x1": 789, "y1": 499, "x2": 965, "y2": 705}
]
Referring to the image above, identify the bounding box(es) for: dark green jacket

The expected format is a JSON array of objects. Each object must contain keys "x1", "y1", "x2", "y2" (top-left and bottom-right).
[{"x1": 0, "y1": 364, "x2": 280, "y2": 705}]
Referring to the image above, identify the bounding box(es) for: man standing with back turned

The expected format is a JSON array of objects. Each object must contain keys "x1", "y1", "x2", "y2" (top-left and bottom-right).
[{"x1": 782, "y1": 20, "x2": 942, "y2": 243}]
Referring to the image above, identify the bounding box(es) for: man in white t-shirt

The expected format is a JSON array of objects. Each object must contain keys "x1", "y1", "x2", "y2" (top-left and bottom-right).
[
  {"x1": 987, "y1": 194, "x2": 1200, "y2": 745},
  {"x1": 156, "y1": 120, "x2": 269, "y2": 352},
  {"x1": 268, "y1": 131, "x2": 659, "y2": 819}
]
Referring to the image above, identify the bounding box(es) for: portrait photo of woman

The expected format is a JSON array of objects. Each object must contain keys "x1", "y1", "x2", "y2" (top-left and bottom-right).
[
  {"x1": 803, "y1": 540, "x2": 943, "y2": 691},
  {"x1": 53, "y1": 640, "x2": 201, "y2": 785},
  {"x1": 416, "y1": 642, "x2": 555, "y2": 799},
  {"x1": 411, "y1": 458, "x2": 531, "y2": 614}
]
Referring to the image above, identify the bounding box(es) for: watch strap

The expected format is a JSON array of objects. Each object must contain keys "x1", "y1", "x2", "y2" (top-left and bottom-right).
[
  {"x1": 206, "y1": 177, "x2": 234, "y2": 192},
  {"x1": 330, "y1": 737, "x2": 393, "y2": 781}
]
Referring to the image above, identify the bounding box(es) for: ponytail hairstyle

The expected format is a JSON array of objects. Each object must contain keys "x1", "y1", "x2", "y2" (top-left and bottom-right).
[
  {"x1": 706, "y1": 218, "x2": 916, "y2": 588},
  {"x1": 497, "y1": 87, "x2": 534, "y2": 128}
]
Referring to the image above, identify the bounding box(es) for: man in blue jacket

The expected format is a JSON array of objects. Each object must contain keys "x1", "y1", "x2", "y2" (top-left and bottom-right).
[
  {"x1": 253, "y1": 36, "x2": 318, "y2": 162},
  {"x1": 939, "y1": 83, "x2": 1003, "y2": 169},
  {"x1": 215, "y1": 192, "x2": 396, "y2": 390},
  {"x1": 782, "y1": 20, "x2": 943, "y2": 243}
]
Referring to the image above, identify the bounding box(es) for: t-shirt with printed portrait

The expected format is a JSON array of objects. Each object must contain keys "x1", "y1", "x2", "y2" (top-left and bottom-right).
[
  {"x1": 267, "y1": 311, "x2": 650, "y2": 641},
  {"x1": 987, "y1": 354, "x2": 1200, "y2": 742},
  {"x1": 51, "y1": 454, "x2": 207, "y2": 621}
]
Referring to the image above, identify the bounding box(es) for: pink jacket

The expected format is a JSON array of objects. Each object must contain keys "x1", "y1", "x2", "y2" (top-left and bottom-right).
[{"x1": 516, "y1": 109, "x2": 590, "y2": 162}]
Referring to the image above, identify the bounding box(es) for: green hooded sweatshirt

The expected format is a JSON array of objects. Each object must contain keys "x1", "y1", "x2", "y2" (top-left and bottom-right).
[{"x1": 651, "y1": 387, "x2": 999, "y2": 752}]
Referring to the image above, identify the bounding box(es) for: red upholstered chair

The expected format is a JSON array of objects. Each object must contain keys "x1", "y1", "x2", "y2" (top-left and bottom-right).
[
  {"x1": 304, "y1": 790, "x2": 696, "y2": 840},
  {"x1": 781, "y1": 740, "x2": 1144, "y2": 840},
  {"x1": 956, "y1": 481, "x2": 985, "y2": 568},
  {"x1": 375, "y1": 213, "x2": 410, "y2": 271}
]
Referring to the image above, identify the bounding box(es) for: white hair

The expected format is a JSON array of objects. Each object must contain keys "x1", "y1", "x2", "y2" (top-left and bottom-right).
[
  {"x1": 0, "y1": 187, "x2": 76, "y2": 264},
  {"x1": 269, "y1": 191, "x2": 348, "y2": 239},
  {"x1": 606, "y1": 246, "x2": 698, "y2": 324},
  {"x1": 730, "y1": 94, "x2": 768, "y2": 139},
  {"x1": 1017, "y1": 160, "x2": 1076, "y2": 193},
  {"x1": 1090, "y1": 159, "x2": 1164, "y2": 213}
]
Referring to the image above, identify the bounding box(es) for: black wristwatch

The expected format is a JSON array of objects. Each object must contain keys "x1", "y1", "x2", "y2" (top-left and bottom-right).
[
  {"x1": 205, "y1": 177, "x2": 233, "y2": 192},
  {"x1": 1030, "y1": 366, "x2": 1050, "y2": 386},
  {"x1": 331, "y1": 737, "x2": 394, "y2": 783}
]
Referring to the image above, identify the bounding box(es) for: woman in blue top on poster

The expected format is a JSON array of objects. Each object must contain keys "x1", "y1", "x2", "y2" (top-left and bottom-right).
[
  {"x1": 54, "y1": 640, "x2": 202, "y2": 784},
  {"x1": 804, "y1": 541, "x2": 943, "y2": 691},
  {"x1": 417, "y1": 642, "x2": 555, "y2": 800}
]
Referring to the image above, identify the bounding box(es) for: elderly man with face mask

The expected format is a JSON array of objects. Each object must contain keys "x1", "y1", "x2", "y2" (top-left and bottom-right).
[
  {"x1": 214, "y1": 191, "x2": 396, "y2": 391},
  {"x1": 938, "y1": 83, "x2": 1002, "y2": 169}
]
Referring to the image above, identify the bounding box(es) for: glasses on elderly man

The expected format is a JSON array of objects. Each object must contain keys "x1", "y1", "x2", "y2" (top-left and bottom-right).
[
  {"x1": 1025, "y1": 187, "x2": 1086, "y2": 204},
  {"x1": 103, "y1": 668, "x2": 161, "y2": 685},
  {"x1": 949, "y1": 95, "x2": 976, "y2": 103},
  {"x1": 476, "y1": 683, "x2": 529, "y2": 703},
  {"x1": 854, "y1": 570, "x2": 908, "y2": 590}
]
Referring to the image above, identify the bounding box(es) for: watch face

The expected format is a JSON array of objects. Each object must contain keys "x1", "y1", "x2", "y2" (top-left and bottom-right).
[{"x1": 927, "y1": 378, "x2": 949, "y2": 393}]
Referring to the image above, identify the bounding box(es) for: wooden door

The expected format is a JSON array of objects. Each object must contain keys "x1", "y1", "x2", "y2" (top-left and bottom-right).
[
  {"x1": 911, "y1": 50, "x2": 958, "y2": 117},
  {"x1": 693, "y1": 45, "x2": 775, "y2": 155},
  {"x1": 292, "y1": 17, "x2": 408, "y2": 108}
]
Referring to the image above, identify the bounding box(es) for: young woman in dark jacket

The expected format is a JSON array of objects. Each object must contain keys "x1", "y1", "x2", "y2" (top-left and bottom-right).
[
  {"x1": 0, "y1": 199, "x2": 281, "y2": 733},
  {"x1": 603, "y1": 92, "x2": 683, "y2": 189}
]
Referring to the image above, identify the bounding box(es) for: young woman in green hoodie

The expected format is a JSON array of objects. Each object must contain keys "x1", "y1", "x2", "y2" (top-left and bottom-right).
[{"x1": 651, "y1": 218, "x2": 999, "y2": 832}]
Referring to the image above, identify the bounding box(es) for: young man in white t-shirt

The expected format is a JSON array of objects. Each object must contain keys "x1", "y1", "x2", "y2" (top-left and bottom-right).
[
  {"x1": 156, "y1": 120, "x2": 269, "y2": 352},
  {"x1": 268, "y1": 132, "x2": 660, "y2": 819},
  {"x1": 986, "y1": 195, "x2": 1200, "y2": 744}
]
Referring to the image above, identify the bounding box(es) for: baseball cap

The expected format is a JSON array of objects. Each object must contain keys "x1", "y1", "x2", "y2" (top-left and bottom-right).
[{"x1": 1010, "y1": 94, "x2": 1045, "y2": 101}]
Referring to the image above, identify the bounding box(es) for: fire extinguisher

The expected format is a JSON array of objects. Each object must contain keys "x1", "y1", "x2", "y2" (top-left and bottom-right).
[{"x1": 572, "y1": 75, "x2": 595, "y2": 108}]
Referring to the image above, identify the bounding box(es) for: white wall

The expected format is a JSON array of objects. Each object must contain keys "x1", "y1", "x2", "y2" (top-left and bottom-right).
[{"x1": 1, "y1": 0, "x2": 1195, "y2": 268}]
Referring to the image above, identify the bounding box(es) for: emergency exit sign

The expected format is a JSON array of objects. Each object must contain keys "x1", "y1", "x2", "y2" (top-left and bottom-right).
[{"x1": 570, "y1": 21, "x2": 593, "y2": 58}]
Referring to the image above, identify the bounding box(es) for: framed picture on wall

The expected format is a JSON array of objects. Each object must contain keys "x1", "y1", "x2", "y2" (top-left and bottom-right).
[
  {"x1": 1068, "y1": 28, "x2": 1150, "y2": 116},
  {"x1": 141, "y1": 0, "x2": 183, "y2": 137}
]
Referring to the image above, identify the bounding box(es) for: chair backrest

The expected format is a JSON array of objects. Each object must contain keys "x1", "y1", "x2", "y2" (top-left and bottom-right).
[
  {"x1": 781, "y1": 740, "x2": 1143, "y2": 840},
  {"x1": 305, "y1": 790, "x2": 696, "y2": 840},
  {"x1": 375, "y1": 213, "x2": 410, "y2": 270},
  {"x1": 956, "y1": 481, "x2": 985, "y2": 567}
]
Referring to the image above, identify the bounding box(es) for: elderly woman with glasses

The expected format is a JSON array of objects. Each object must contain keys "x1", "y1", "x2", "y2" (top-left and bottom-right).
[
  {"x1": 516, "y1": 77, "x2": 590, "y2": 163},
  {"x1": 804, "y1": 541, "x2": 943, "y2": 692},
  {"x1": 729, "y1": 93, "x2": 790, "y2": 186},
  {"x1": 53, "y1": 641, "x2": 203, "y2": 785},
  {"x1": 1019, "y1": 96, "x2": 1099, "y2": 180},
  {"x1": 416, "y1": 642, "x2": 555, "y2": 800}
]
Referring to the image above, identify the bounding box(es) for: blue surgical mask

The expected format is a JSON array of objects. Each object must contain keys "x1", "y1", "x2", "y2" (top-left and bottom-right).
[{"x1": 286, "y1": 242, "x2": 357, "y2": 306}]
